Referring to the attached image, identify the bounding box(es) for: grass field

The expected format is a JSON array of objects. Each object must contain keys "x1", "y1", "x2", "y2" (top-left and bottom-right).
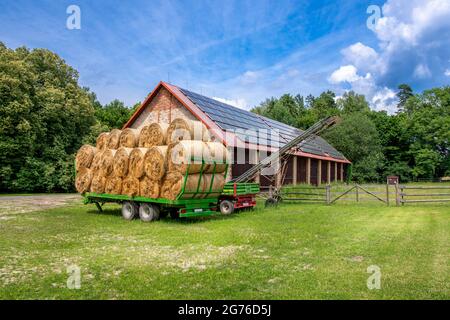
[{"x1": 0, "y1": 197, "x2": 448, "y2": 299}]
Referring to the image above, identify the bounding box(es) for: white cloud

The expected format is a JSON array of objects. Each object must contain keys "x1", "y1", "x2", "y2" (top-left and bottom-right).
[
  {"x1": 240, "y1": 71, "x2": 262, "y2": 85},
  {"x1": 213, "y1": 96, "x2": 248, "y2": 109},
  {"x1": 413, "y1": 63, "x2": 432, "y2": 79},
  {"x1": 328, "y1": 65, "x2": 362, "y2": 84},
  {"x1": 329, "y1": 0, "x2": 450, "y2": 112}
]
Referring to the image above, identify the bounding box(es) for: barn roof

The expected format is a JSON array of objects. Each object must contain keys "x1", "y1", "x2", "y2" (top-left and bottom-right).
[{"x1": 124, "y1": 81, "x2": 350, "y2": 163}]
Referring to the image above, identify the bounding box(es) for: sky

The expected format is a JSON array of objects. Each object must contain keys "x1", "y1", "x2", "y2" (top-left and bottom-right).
[{"x1": 1, "y1": 0, "x2": 449, "y2": 113}]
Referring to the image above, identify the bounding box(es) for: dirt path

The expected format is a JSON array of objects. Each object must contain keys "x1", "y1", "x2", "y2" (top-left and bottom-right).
[{"x1": 0, "y1": 194, "x2": 82, "y2": 217}]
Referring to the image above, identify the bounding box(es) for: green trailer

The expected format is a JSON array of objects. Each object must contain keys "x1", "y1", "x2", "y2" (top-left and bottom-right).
[{"x1": 83, "y1": 159, "x2": 260, "y2": 222}]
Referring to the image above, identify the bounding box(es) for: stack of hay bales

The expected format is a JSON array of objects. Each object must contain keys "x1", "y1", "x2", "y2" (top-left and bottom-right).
[{"x1": 75, "y1": 118, "x2": 229, "y2": 200}]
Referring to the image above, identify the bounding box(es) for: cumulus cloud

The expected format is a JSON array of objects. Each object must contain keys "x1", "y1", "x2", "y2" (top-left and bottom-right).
[
  {"x1": 329, "y1": 0, "x2": 450, "y2": 112},
  {"x1": 213, "y1": 96, "x2": 248, "y2": 109}
]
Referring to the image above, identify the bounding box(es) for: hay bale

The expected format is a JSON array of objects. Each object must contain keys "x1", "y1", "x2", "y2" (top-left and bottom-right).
[
  {"x1": 99, "y1": 149, "x2": 117, "y2": 177},
  {"x1": 105, "y1": 176, "x2": 122, "y2": 195},
  {"x1": 122, "y1": 176, "x2": 140, "y2": 197},
  {"x1": 113, "y1": 147, "x2": 133, "y2": 177},
  {"x1": 144, "y1": 146, "x2": 168, "y2": 181},
  {"x1": 139, "y1": 123, "x2": 168, "y2": 147},
  {"x1": 90, "y1": 173, "x2": 106, "y2": 194},
  {"x1": 139, "y1": 176, "x2": 160, "y2": 198},
  {"x1": 75, "y1": 145, "x2": 96, "y2": 171},
  {"x1": 167, "y1": 118, "x2": 210, "y2": 144},
  {"x1": 161, "y1": 172, "x2": 220, "y2": 200},
  {"x1": 202, "y1": 174, "x2": 225, "y2": 197},
  {"x1": 204, "y1": 142, "x2": 229, "y2": 173},
  {"x1": 75, "y1": 168, "x2": 93, "y2": 193},
  {"x1": 91, "y1": 150, "x2": 104, "y2": 172},
  {"x1": 119, "y1": 128, "x2": 141, "y2": 148},
  {"x1": 167, "y1": 141, "x2": 210, "y2": 174},
  {"x1": 129, "y1": 148, "x2": 148, "y2": 179},
  {"x1": 107, "y1": 129, "x2": 122, "y2": 149},
  {"x1": 96, "y1": 132, "x2": 109, "y2": 151}
]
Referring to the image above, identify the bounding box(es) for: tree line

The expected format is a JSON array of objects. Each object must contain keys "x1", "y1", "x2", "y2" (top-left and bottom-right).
[
  {"x1": 1, "y1": 43, "x2": 448, "y2": 192},
  {"x1": 251, "y1": 86, "x2": 450, "y2": 183},
  {"x1": 0, "y1": 44, "x2": 138, "y2": 192}
]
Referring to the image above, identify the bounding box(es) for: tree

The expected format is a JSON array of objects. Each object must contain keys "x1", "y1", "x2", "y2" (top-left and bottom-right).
[
  {"x1": 322, "y1": 113, "x2": 384, "y2": 182},
  {"x1": 95, "y1": 99, "x2": 135, "y2": 130},
  {"x1": 396, "y1": 84, "x2": 413, "y2": 112},
  {"x1": 337, "y1": 91, "x2": 370, "y2": 114},
  {"x1": 0, "y1": 44, "x2": 96, "y2": 192}
]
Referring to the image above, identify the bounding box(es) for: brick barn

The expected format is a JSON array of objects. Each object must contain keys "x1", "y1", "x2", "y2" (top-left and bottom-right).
[{"x1": 123, "y1": 81, "x2": 351, "y2": 186}]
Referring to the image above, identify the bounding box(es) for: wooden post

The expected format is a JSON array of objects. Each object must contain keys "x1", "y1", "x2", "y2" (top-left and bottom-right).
[
  {"x1": 317, "y1": 160, "x2": 322, "y2": 185},
  {"x1": 340, "y1": 163, "x2": 344, "y2": 182},
  {"x1": 327, "y1": 161, "x2": 331, "y2": 184},
  {"x1": 386, "y1": 183, "x2": 390, "y2": 206},
  {"x1": 334, "y1": 162, "x2": 338, "y2": 183},
  {"x1": 252, "y1": 150, "x2": 260, "y2": 183},
  {"x1": 401, "y1": 186, "x2": 404, "y2": 206},
  {"x1": 395, "y1": 183, "x2": 400, "y2": 206},
  {"x1": 306, "y1": 158, "x2": 311, "y2": 185},
  {"x1": 326, "y1": 184, "x2": 331, "y2": 204},
  {"x1": 356, "y1": 185, "x2": 359, "y2": 202},
  {"x1": 293, "y1": 156, "x2": 298, "y2": 185}
]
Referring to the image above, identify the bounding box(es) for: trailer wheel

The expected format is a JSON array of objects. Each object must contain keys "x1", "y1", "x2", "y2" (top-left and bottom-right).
[
  {"x1": 122, "y1": 201, "x2": 138, "y2": 220},
  {"x1": 139, "y1": 203, "x2": 160, "y2": 222},
  {"x1": 219, "y1": 200, "x2": 234, "y2": 215}
]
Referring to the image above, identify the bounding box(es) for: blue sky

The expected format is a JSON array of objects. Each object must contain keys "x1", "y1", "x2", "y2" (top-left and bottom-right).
[{"x1": 1, "y1": 0, "x2": 449, "y2": 112}]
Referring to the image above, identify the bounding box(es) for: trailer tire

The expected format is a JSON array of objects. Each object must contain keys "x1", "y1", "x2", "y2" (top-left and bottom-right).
[
  {"x1": 122, "y1": 201, "x2": 138, "y2": 220},
  {"x1": 139, "y1": 203, "x2": 160, "y2": 222},
  {"x1": 219, "y1": 200, "x2": 234, "y2": 215}
]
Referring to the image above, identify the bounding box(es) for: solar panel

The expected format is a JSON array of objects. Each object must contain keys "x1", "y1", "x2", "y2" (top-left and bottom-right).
[{"x1": 178, "y1": 87, "x2": 346, "y2": 160}]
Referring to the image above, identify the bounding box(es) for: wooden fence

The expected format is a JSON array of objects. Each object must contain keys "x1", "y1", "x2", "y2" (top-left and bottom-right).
[
  {"x1": 397, "y1": 185, "x2": 450, "y2": 205},
  {"x1": 275, "y1": 184, "x2": 450, "y2": 206}
]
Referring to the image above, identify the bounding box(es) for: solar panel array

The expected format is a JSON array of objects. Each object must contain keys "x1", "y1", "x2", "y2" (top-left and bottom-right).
[{"x1": 179, "y1": 87, "x2": 347, "y2": 160}]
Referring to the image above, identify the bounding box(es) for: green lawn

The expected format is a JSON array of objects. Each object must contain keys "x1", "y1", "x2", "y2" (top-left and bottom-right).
[{"x1": 0, "y1": 200, "x2": 448, "y2": 299}]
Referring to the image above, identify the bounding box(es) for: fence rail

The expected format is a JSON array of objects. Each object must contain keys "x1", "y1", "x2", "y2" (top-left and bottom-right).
[{"x1": 398, "y1": 185, "x2": 450, "y2": 205}]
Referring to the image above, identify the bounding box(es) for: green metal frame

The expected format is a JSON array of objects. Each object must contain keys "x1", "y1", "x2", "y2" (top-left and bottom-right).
[{"x1": 222, "y1": 182, "x2": 260, "y2": 196}]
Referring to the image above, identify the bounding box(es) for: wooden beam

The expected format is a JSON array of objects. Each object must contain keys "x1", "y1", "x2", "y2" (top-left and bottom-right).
[
  {"x1": 340, "y1": 163, "x2": 344, "y2": 182},
  {"x1": 334, "y1": 162, "x2": 338, "y2": 183},
  {"x1": 293, "y1": 156, "x2": 297, "y2": 185},
  {"x1": 306, "y1": 158, "x2": 311, "y2": 185},
  {"x1": 327, "y1": 161, "x2": 331, "y2": 184},
  {"x1": 317, "y1": 160, "x2": 322, "y2": 185}
]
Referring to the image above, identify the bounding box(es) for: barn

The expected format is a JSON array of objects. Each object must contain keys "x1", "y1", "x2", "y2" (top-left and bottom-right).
[{"x1": 123, "y1": 81, "x2": 350, "y2": 186}]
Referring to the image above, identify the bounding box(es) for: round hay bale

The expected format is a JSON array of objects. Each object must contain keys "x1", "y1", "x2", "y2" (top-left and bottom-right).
[
  {"x1": 129, "y1": 148, "x2": 149, "y2": 179},
  {"x1": 161, "y1": 172, "x2": 209, "y2": 200},
  {"x1": 204, "y1": 142, "x2": 229, "y2": 173},
  {"x1": 167, "y1": 118, "x2": 210, "y2": 144},
  {"x1": 91, "y1": 150, "x2": 104, "y2": 172},
  {"x1": 75, "y1": 145, "x2": 97, "y2": 171},
  {"x1": 99, "y1": 149, "x2": 117, "y2": 177},
  {"x1": 139, "y1": 176, "x2": 160, "y2": 198},
  {"x1": 144, "y1": 146, "x2": 168, "y2": 181},
  {"x1": 138, "y1": 123, "x2": 168, "y2": 147},
  {"x1": 96, "y1": 132, "x2": 109, "y2": 151},
  {"x1": 202, "y1": 174, "x2": 226, "y2": 197},
  {"x1": 107, "y1": 129, "x2": 122, "y2": 149},
  {"x1": 167, "y1": 141, "x2": 211, "y2": 174},
  {"x1": 105, "y1": 176, "x2": 122, "y2": 195},
  {"x1": 122, "y1": 176, "x2": 140, "y2": 197},
  {"x1": 90, "y1": 173, "x2": 106, "y2": 194},
  {"x1": 119, "y1": 128, "x2": 141, "y2": 148},
  {"x1": 113, "y1": 147, "x2": 133, "y2": 177},
  {"x1": 75, "y1": 168, "x2": 93, "y2": 193}
]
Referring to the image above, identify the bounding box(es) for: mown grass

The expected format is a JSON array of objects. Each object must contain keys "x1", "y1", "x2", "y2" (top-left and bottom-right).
[{"x1": 0, "y1": 200, "x2": 448, "y2": 300}]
